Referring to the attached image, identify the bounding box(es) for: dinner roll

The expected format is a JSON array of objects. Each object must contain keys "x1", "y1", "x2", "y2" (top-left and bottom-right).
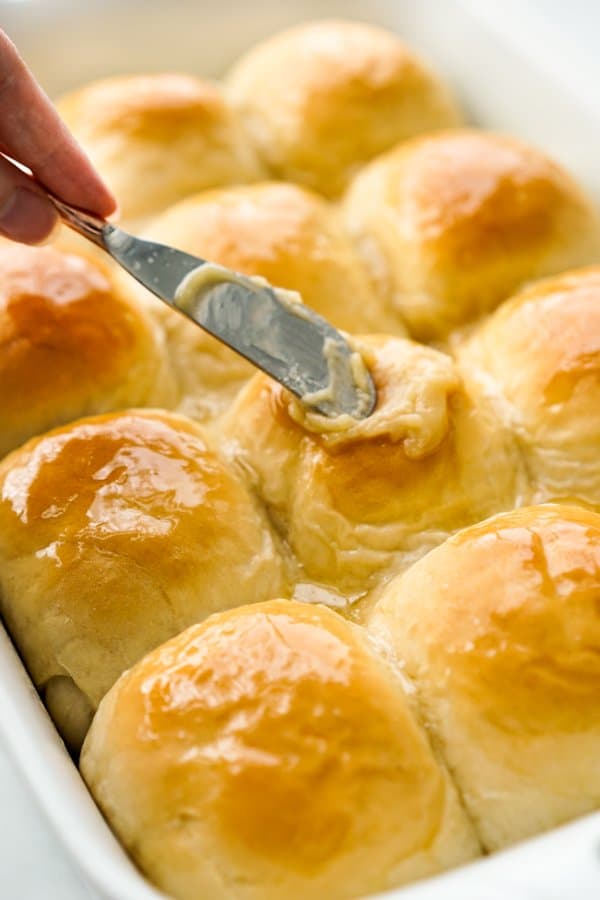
[
  {"x1": 0, "y1": 410, "x2": 288, "y2": 751},
  {"x1": 218, "y1": 335, "x2": 523, "y2": 598},
  {"x1": 0, "y1": 243, "x2": 175, "y2": 458},
  {"x1": 142, "y1": 182, "x2": 403, "y2": 333},
  {"x1": 369, "y1": 504, "x2": 600, "y2": 851},
  {"x1": 81, "y1": 600, "x2": 480, "y2": 900},
  {"x1": 457, "y1": 267, "x2": 600, "y2": 507},
  {"x1": 343, "y1": 130, "x2": 600, "y2": 340},
  {"x1": 227, "y1": 20, "x2": 461, "y2": 197},
  {"x1": 126, "y1": 182, "x2": 404, "y2": 421},
  {"x1": 57, "y1": 74, "x2": 263, "y2": 224}
]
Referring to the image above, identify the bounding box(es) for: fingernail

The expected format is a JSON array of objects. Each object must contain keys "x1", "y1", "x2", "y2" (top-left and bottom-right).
[{"x1": 0, "y1": 186, "x2": 58, "y2": 245}]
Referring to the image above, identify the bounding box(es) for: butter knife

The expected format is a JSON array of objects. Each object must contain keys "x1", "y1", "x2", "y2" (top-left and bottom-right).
[{"x1": 51, "y1": 197, "x2": 376, "y2": 420}]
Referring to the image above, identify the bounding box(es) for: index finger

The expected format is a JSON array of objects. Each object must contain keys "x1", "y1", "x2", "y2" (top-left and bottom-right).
[{"x1": 0, "y1": 29, "x2": 116, "y2": 217}]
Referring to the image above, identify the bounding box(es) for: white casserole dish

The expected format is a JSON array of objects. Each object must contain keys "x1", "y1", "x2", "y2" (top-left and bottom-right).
[{"x1": 1, "y1": 1, "x2": 600, "y2": 897}]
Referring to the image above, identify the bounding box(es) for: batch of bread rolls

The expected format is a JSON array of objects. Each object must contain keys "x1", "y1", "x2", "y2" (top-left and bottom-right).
[{"x1": 1, "y1": 19, "x2": 600, "y2": 900}]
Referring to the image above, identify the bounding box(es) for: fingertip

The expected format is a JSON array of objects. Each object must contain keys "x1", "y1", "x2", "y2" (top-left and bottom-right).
[
  {"x1": 94, "y1": 183, "x2": 118, "y2": 219},
  {"x1": 64, "y1": 144, "x2": 117, "y2": 218},
  {"x1": 71, "y1": 175, "x2": 118, "y2": 220},
  {"x1": 106, "y1": 199, "x2": 121, "y2": 223}
]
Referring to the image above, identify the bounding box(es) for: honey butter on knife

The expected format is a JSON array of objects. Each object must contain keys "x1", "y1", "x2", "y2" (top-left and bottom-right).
[{"x1": 173, "y1": 261, "x2": 376, "y2": 420}]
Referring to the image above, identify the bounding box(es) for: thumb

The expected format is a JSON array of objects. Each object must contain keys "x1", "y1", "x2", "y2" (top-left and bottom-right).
[{"x1": 0, "y1": 153, "x2": 58, "y2": 244}]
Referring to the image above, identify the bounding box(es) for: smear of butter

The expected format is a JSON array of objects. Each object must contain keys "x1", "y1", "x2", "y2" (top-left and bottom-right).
[
  {"x1": 174, "y1": 262, "x2": 301, "y2": 314},
  {"x1": 174, "y1": 262, "x2": 375, "y2": 420},
  {"x1": 300, "y1": 336, "x2": 372, "y2": 415},
  {"x1": 288, "y1": 335, "x2": 461, "y2": 456}
]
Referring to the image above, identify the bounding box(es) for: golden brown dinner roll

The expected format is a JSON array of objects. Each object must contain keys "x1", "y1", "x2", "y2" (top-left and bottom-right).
[
  {"x1": 218, "y1": 334, "x2": 523, "y2": 598},
  {"x1": 457, "y1": 266, "x2": 600, "y2": 507},
  {"x1": 57, "y1": 74, "x2": 263, "y2": 224},
  {"x1": 227, "y1": 20, "x2": 461, "y2": 197},
  {"x1": 0, "y1": 410, "x2": 289, "y2": 751},
  {"x1": 126, "y1": 182, "x2": 405, "y2": 421},
  {"x1": 0, "y1": 243, "x2": 176, "y2": 458},
  {"x1": 81, "y1": 600, "x2": 480, "y2": 899},
  {"x1": 369, "y1": 504, "x2": 600, "y2": 851},
  {"x1": 142, "y1": 182, "x2": 403, "y2": 333},
  {"x1": 343, "y1": 130, "x2": 600, "y2": 340}
]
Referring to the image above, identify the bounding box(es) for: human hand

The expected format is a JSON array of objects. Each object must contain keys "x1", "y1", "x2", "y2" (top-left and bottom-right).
[{"x1": 0, "y1": 29, "x2": 116, "y2": 244}]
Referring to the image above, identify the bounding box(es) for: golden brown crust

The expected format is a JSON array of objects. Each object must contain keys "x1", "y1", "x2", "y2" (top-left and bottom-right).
[
  {"x1": 218, "y1": 334, "x2": 523, "y2": 596},
  {"x1": 227, "y1": 20, "x2": 461, "y2": 197},
  {"x1": 457, "y1": 266, "x2": 600, "y2": 506},
  {"x1": 370, "y1": 504, "x2": 600, "y2": 851},
  {"x1": 143, "y1": 182, "x2": 403, "y2": 332},
  {"x1": 57, "y1": 74, "x2": 264, "y2": 223},
  {"x1": 0, "y1": 410, "x2": 289, "y2": 748},
  {"x1": 81, "y1": 600, "x2": 479, "y2": 900},
  {"x1": 0, "y1": 244, "x2": 175, "y2": 457},
  {"x1": 343, "y1": 130, "x2": 600, "y2": 340}
]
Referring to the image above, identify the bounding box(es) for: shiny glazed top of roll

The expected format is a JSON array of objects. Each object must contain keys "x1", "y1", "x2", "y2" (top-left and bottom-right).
[
  {"x1": 457, "y1": 266, "x2": 600, "y2": 506},
  {"x1": 227, "y1": 19, "x2": 461, "y2": 197},
  {"x1": 369, "y1": 504, "x2": 600, "y2": 851},
  {"x1": 80, "y1": 600, "x2": 479, "y2": 900},
  {"x1": 0, "y1": 410, "x2": 288, "y2": 750},
  {"x1": 343, "y1": 130, "x2": 600, "y2": 340},
  {"x1": 57, "y1": 74, "x2": 264, "y2": 223},
  {"x1": 0, "y1": 244, "x2": 175, "y2": 458}
]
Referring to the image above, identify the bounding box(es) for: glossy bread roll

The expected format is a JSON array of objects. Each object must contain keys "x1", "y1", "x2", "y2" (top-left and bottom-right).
[
  {"x1": 343, "y1": 130, "x2": 600, "y2": 340},
  {"x1": 370, "y1": 504, "x2": 600, "y2": 851},
  {"x1": 218, "y1": 335, "x2": 523, "y2": 597},
  {"x1": 0, "y1": 410, "x2": 288, "y2": 751},
  {"x1": 81, "y1": 600, "x2": 480, "y2": 900},
  {"x1": 0, "y1": 244, "x2": 175, "y2": 458},
  {"x1": 457, "y1": 266, "x2": 600, "y2": 507},
  {"x1": 57, "y1": 74, "x2": 263, "y2": 224},
  {"x1": 227, "y1": 20, "x2": 461, "y2": 197},
  {"x1": 127, "y1": 182, "x2": 404, "y2": 421}
]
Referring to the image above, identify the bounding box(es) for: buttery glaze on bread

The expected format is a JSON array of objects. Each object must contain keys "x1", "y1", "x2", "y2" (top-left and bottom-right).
[
  {"x1": 0, "y1": 16, "x2": 597, "y2": 899},
  {"x1": 218, "y1": 334, "x2": 523, "y2": 596},
  {"x1": 343, "y1": 130, "x2": 600, "y2": 340},
  {"x1": 0, "y1": 410, "x2": 289, "y2": 750},
  {"x1": 227, "y1": 20, "x2": 461, "y2": 197},
  {"x1": 369, "y1": 504, "x2": 600, "y2": 851},
  {"x1": 125, "y1": 182, "x2": 405, "y2": 420},
  {"x1": 57, "y1": 74, "x2": 263, "y2": 225},
  {"x1": 141, "y1": 182, "x2": 404, "y2": 334},
  {"x1": 457, "y1": 266, "x2": 600, "y2": 506},
  {"x1": 0, "y1": 244, "x2": 176, "y2": 458},
  {"x1": 80, "y1": 600, "x2": 480, "y2": 900}
]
